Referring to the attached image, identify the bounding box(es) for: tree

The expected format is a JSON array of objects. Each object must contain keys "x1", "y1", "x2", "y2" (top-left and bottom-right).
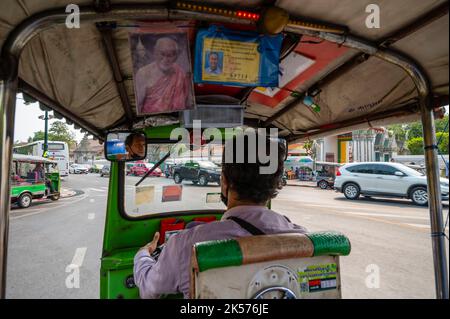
[
  {"x1": 48, "y1": 121, "x2": 76, "y2": 144},
  {"x1": 30, "y1": 121, "x2": 76, "y2": 148},
  {"x1": 389, "y1": 124, "x2": 408, "y2": 154},
  {"x1": 388, "y1": 113, "x2": 448, "y2": 155},
  {"x1": 435, "y1": 115, "x2": 449, "y2": 133},
  {"x1": 406, "y1": 137, "x2": 424, "y2": 155},
  {"x1": 303, "y1": 140, "x2": 314, "y2": 157},
  {"x1": 436, "y1": 132, "x2": 449, "y2": 154},
  {"x1": 406, "y1": 122, "x2": 423, "y2": 140},
  {"x1": 32, "y1": 131, "x2": 46, "y2": 142}
]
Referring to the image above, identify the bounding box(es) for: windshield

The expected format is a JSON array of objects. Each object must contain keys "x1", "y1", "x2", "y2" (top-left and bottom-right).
[
  {"x1": 124, "y1": 144, "x2": 225, "y2": 217},
  {"x1": 198, "y1": 161, "x2": 218, "y2": 169}
]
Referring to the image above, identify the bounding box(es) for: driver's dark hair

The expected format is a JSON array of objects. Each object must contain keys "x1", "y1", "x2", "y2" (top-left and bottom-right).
[{"x1": 222, "y1": 132, "x2": 286, "y2": 204}]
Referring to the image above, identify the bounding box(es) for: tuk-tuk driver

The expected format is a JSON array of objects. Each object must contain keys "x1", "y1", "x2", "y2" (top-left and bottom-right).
[
  {"x1": 32, "y1": 163, "x2": 45, "y2": 182},
  {"x1": 125, "y1": 133, "x2": 146, "y2": 160},
  {"x1": 134, "y1": 134, "x2": 307, "y2": 299}
]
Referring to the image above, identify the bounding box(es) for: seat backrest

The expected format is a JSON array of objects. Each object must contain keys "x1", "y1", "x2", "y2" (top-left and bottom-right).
[{"x1": 190, "y1": 231, "x2": 351, "y2": 299}]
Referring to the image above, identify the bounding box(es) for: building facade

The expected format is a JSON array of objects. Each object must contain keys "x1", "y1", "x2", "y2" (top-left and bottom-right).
[{"x1": 315, "y1": 128, "x2": 397, "y2": 164}]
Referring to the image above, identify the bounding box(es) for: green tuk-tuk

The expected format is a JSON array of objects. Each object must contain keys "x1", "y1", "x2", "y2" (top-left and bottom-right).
[
  {"x1": 0, "y1": 1, "x2": 448, "y2": 300},
  {"x1": 10, "y1": 154, "x2": 61, "y2": 208}
]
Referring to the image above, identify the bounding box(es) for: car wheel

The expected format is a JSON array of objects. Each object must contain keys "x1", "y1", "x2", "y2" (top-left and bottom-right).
[
  {"x1": 410, "y1": 187, "x2": 428, "y2": 206},
  {"x1": 174, "y1": 173, "x2": 182, "y2": 184},
  {"x1": 50, "y1": 193, "x2": 60, "y2": 201},
  {"x1": 18, "y1": 193, "x2": 32, "y2": 208},
  {"x1": 199, "y1": 175, "x2": 208, "y2": 186},
  {"x1": 343, "y1": 183, "x2": 360, "y2": 200},
  {"x1": 318, "y1": 180, "x2": 329, "y2": 189}
]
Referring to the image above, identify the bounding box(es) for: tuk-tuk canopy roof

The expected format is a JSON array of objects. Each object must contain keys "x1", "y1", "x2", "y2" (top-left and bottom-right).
[
  {"x1": 1, "y1": 1, "x2": 448, "y2": 141},
  {"x1": 12, "y1": 153, "x2": 58, "y2": 165}
]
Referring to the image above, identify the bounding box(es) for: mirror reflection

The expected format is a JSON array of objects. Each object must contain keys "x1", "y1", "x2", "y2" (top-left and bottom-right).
[{"x1": 105, "y1": 132, "x2": 147, "y2": 162}]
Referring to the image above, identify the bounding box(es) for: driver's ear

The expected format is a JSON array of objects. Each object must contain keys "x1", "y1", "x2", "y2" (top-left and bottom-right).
[{"x1": 221, "y1": 171, "x2": 227, "y2": 189}]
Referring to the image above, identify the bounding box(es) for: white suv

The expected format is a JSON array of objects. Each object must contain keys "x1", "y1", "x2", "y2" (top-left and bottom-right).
[{"x1": 334, "y1": 162, "x2": 449, "y2": 206}]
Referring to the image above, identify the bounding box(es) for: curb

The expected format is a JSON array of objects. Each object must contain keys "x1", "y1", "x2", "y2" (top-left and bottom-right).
[
  {"x1": 60, "y1": 188, "x2": 84, "y2": 198},
  {"x1": 286, "y1": 183, "x2": 317, "y2": 188}
]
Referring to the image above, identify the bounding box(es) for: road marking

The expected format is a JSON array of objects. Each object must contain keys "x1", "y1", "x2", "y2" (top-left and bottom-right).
[
  {"x1": 302, "y1": 202, "x2": 419, "y2": 212},
  {"x1": 276, "y1": 201, "x2": 434, "y2": 233},
  {"x1": 89, "y1": 188, "x2": 106, "y2": 192},
  {"x1": 88, "y1": 213, "x2": 95, "y2": 220},
  {"x1": 338, "y1": 211, "x2": 429, "y2": 220},
  {"x1": 10, "y1": 194, "x2": 88, "y2": 220},
  {"x1": 70, "y1": 247, "x2": 87, "y2": 267},
  {"x1": 405, "y1": 223, "x2": 430, "y2": 229}
]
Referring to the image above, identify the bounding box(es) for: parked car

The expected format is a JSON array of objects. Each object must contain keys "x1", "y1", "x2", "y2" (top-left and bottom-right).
[
  {"x1": 125, "y1": 162, "x2": 134, "y2": 175},
  {"x1": 90, "y1": 164, "x2": 104, "y2": 173},
  {"x1": 127, "y1": 162, "x2": 162, "y2": 177},
  {"x1": 334, "y1": 162, "x2": 449, "y2": 206},
  {"x1": 173, "y1": 161, "x2": 221, "y2": 186},
  {"x1": 145, "y1": 163, "x2": 163, "y2": 177},
  {"x1": 100, "y1": 164, "x2": 110, "y2": 177},
  {"x1": 69, "y1": 164, "x2": 89, "y2": 174}
]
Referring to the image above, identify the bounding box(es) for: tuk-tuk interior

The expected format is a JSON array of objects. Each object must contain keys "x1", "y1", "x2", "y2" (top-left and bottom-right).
[{"x1": 0, "y1": 1, "x2": 448, "y2": 299}]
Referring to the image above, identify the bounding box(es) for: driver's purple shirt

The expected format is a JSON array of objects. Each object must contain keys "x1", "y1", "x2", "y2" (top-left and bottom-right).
[{"x1": 133, "y1": 205, "x2": 307, "y2": 299}]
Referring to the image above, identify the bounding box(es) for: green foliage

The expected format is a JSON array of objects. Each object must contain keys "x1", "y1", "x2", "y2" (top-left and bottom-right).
[
  {"x1": 407, "y1": 122, "x2": 423, "y2": 139},
  {"x1": 406, "y1": 137, "x2": 424, "y2": 155},
  {"x1": 32, "y1": 131, "x2": 46, "y2": 141},
  {"x1": 388, "y1": 114, "x2": 448, "y2": 155},
  {"x1": 436, "y1": 132, "x2": 449, "y2": 154},
  {"x1": 31, "y1": 121, "x2": 75, "y2": 145},
  {"x1": 436, "y1": 114, "x2": 449, "y2": 133},
  {"x1": 388, "y1": 124, "x2": 407, "y2": 153},
  {"x1": 48, "y1": 121, "x2": 76, "y2": 143}
]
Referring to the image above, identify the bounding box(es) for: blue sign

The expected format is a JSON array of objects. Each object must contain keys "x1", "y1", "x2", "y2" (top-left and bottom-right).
[{"x1": 194, "y1": 26, "x2": 283, "y2": 87}]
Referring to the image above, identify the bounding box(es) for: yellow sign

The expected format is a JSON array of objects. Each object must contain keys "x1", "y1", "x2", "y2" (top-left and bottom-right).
[
  {"x1": 201, "y1": 38, "x2": 260, "y2": 84},
  {"x1": 135, "y1": 185, "x2": 155, "y2": 206}
]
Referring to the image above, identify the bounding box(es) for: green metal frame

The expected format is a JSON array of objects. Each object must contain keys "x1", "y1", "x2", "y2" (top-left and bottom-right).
[{"x1": 100, "y1": 160, "x2": 224, "y2": 299}]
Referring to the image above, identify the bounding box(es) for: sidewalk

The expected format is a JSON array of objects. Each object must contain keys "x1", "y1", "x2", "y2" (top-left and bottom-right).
[{"x1": 286, "y1": 180, "x2": 317, "y2": 188}]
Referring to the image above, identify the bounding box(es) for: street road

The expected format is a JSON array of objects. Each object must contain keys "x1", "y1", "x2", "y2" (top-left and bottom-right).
[{"x1": 6, "y1": 173, "x2": 449, "y2": 298}]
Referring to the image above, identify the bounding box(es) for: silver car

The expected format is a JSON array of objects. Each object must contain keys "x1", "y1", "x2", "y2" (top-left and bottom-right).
[
  {"x1": 69, "y1": 164, "x2": 89, "y2": 174},
  {"x1": 334, "y1": 162, "x2": 449, "y2": 206}
]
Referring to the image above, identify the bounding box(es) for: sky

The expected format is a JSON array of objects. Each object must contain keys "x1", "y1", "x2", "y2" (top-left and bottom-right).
[{"x1": 14, "y1": 94, "x2": 86, "y2": 144}]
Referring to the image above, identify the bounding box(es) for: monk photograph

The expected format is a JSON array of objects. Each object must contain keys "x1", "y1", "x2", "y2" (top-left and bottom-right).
[{"x1": 130, "y1": 31, "x2": 195, "y2": 115}]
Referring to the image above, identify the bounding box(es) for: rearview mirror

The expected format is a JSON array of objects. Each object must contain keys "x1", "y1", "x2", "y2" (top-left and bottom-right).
[
  {"x1": 105, "y1": 131, "x2": 147, "y2": 162},
  {"x1": 395, "y1": 171, "x2": 405, "y2": 177}
]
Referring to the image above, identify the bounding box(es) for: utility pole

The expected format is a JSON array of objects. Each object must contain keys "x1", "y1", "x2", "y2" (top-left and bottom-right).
[{"x1": 38, "y1": 111, "x2": 54, "y2": 158}]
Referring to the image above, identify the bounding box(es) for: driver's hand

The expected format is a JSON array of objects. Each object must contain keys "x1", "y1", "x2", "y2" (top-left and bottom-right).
[{"x1": 140, "y1": 232, "x2": 160, "y2": 254}]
